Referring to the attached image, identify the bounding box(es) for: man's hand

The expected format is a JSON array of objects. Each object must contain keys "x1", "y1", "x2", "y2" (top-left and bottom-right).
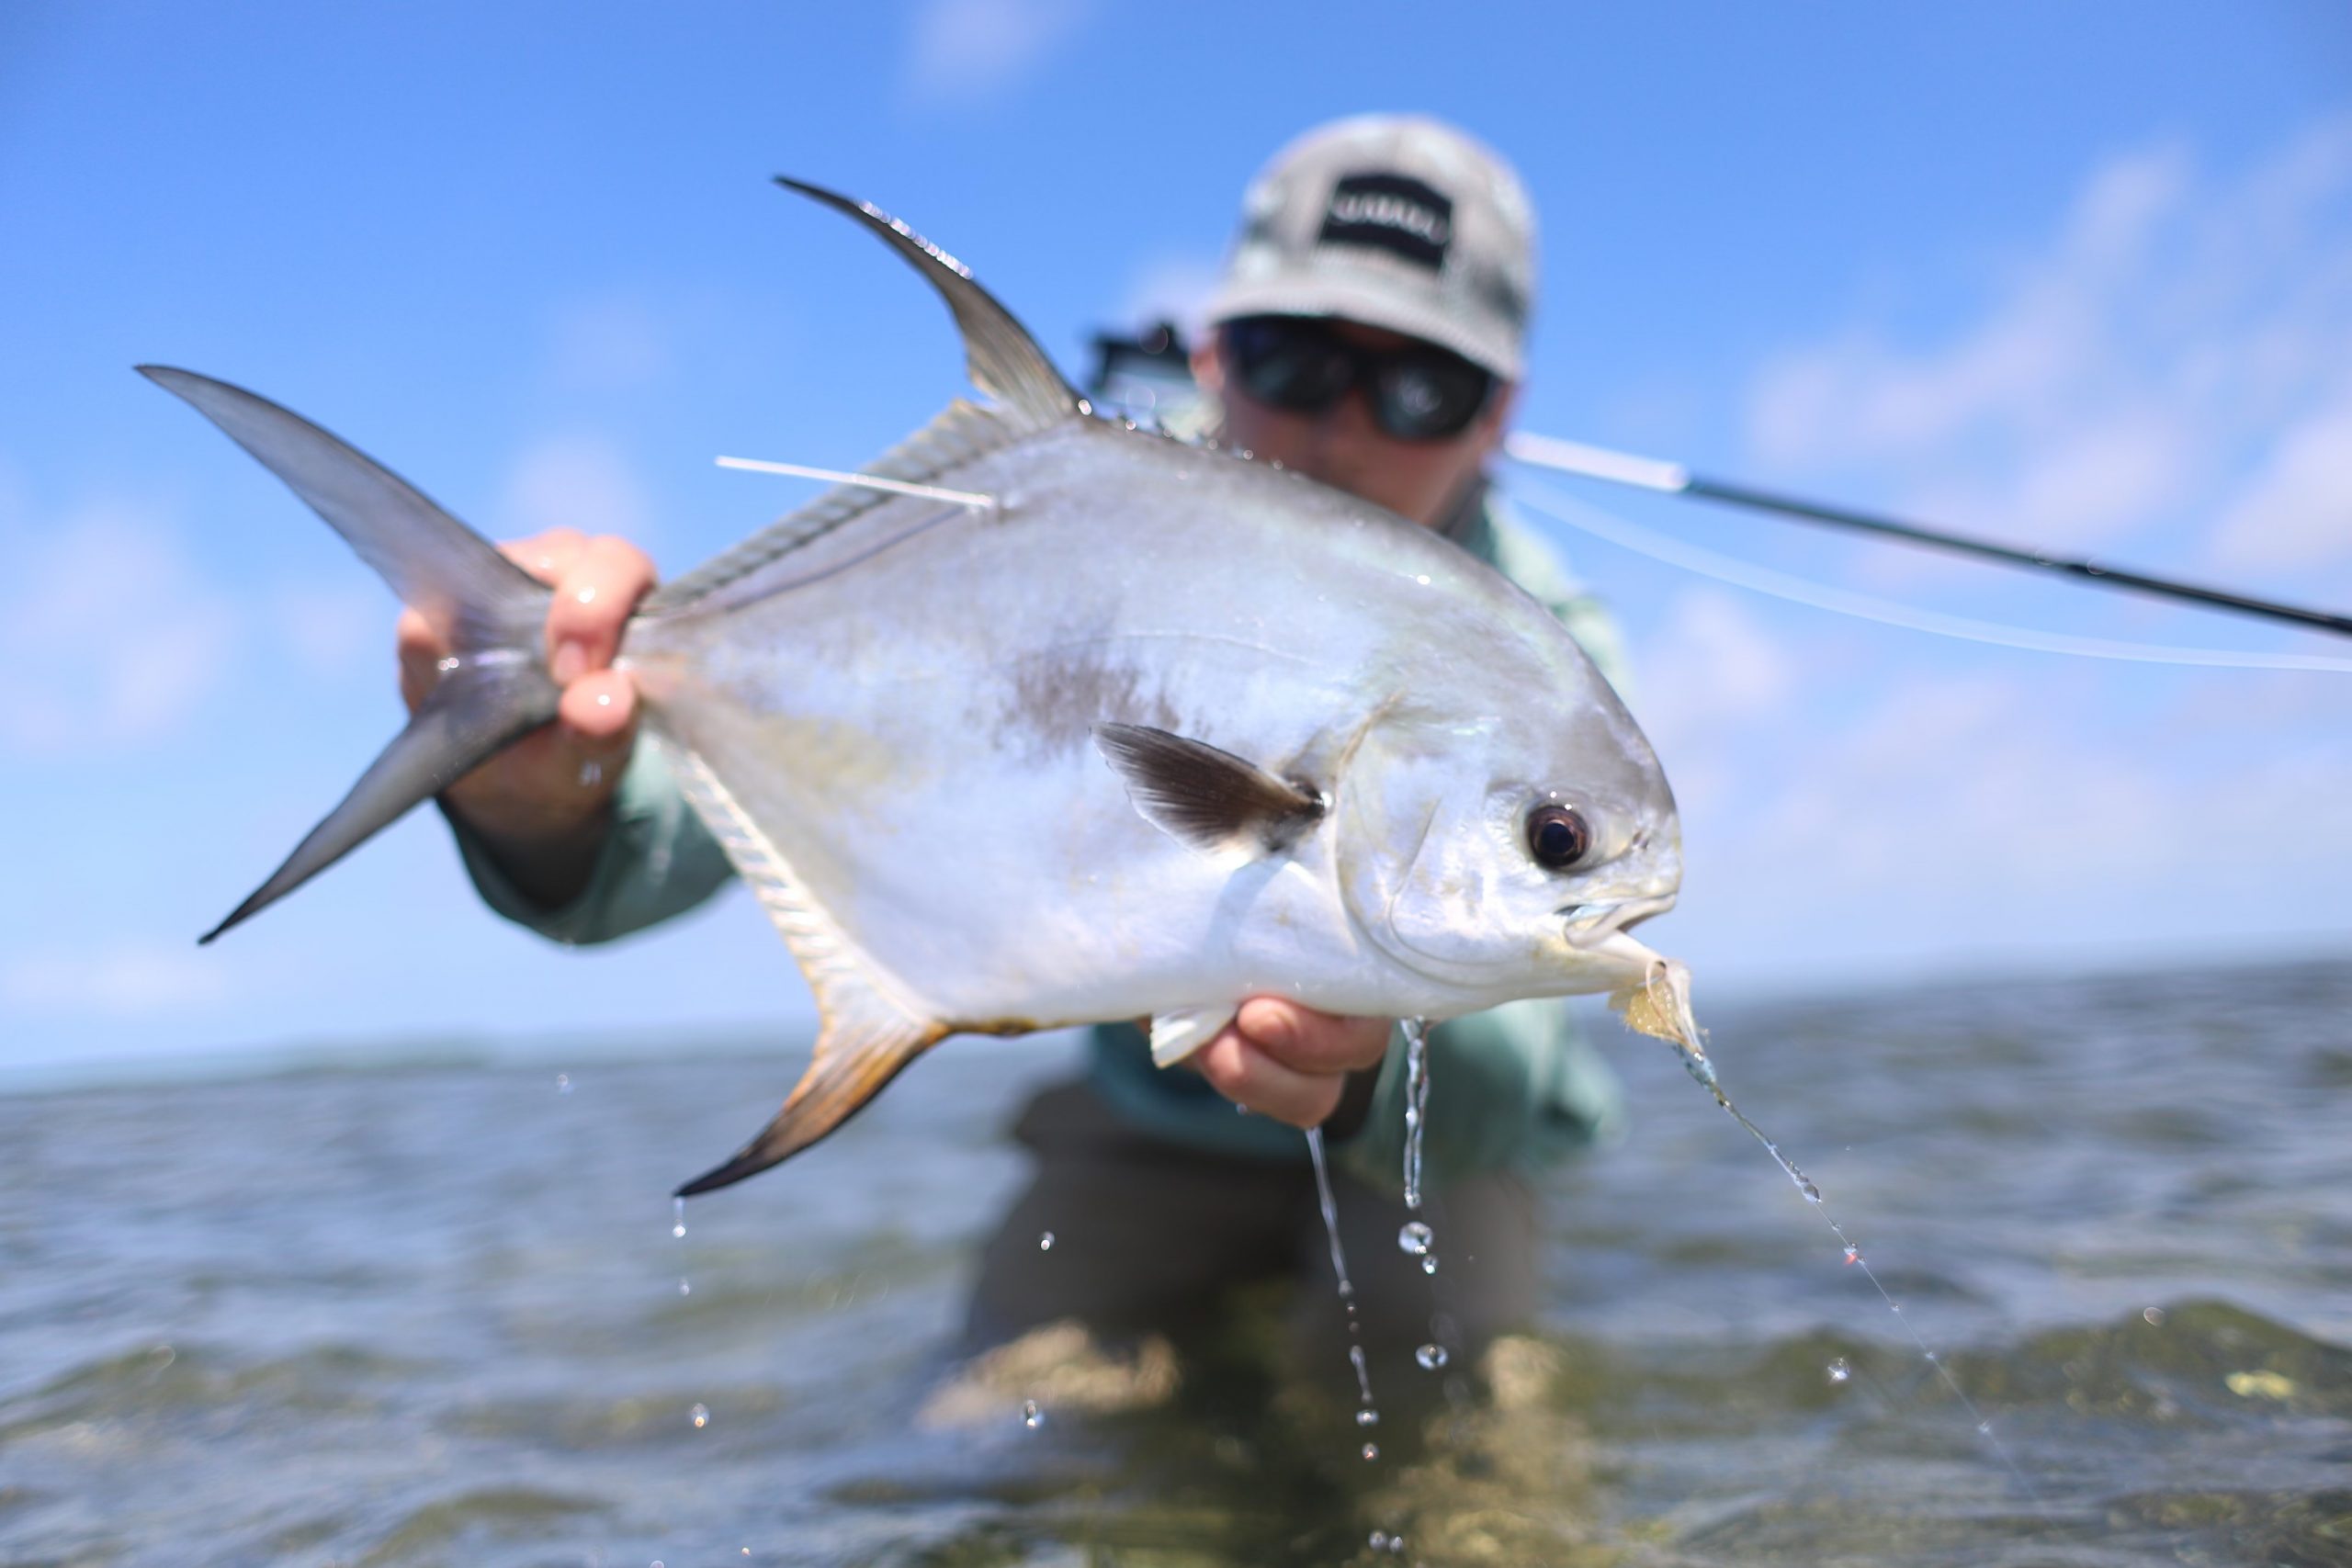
[
  {"x1": 394, "y1": 528, "x2": 657, "y2": 904},
  {"x1": 1194, "y1": 999, "x2": 1392, "y2": 1129}
]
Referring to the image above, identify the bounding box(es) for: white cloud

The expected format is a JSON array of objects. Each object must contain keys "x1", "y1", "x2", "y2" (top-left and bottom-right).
[
  {"x1": 3, "y1": 942, "x2": 230, "y2": 1017},
  {"x1": 496, "y1": 434, "x2": 651, "y2": 544},
  {"x1": 1680, "y1": 659, "x2": 2352, "y2": 943},
  {"x1": 1746, "y1": 117, "x2": 2352, "y2": 561},
  {"x1": 1628, "y1": 588, "x2": 1799, "y2": 818},
  {"x1": 1634, "y1": 588, "x2": 1794, "y2": 749},
  {"x1": 2208, "y1": 390, "x2": 2352, "y2": 571},
  {"x1": 271, "y1": 579, "x2": 381, "y2": 672},
  {"x1": 0, "y1": 501, "x2": 236, "y2": 753},
  {"x1": 901, "y1": 0, "x2": 1091, "y2": 108}
]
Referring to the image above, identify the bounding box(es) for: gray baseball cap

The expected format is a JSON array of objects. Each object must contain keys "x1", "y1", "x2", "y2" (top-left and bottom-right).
[{"x1": 1204, "y1": 115, "x2": 1538, "y2": 381}]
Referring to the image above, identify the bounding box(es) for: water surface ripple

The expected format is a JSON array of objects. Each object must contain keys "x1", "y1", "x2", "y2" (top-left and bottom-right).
[{"x1": 3, "y1": 957, "x2": 2346, "y2": 1565}]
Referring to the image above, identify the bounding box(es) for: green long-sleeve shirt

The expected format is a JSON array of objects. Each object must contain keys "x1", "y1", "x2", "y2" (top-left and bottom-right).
[{"x1": 450, "y1": 487, "x2": 1627, "y2": 1191}]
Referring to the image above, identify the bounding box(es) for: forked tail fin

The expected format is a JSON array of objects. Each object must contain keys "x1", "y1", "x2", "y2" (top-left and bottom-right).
[{"x1": 141, "y1": 367, "x2": 562, "y2": 942}]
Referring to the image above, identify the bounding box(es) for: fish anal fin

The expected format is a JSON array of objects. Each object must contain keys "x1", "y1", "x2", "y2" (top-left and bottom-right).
[
  {"x1": 1149, "y1": 1005, "x2": 1238, "y2": 1067},
  {"x1": 1093, "y1": 723, "x2": 1326, "y2": 857},
  {"x1": 660, "y1": 738, "x2": 949, "y2": 1190},
  {"x1": 674, "y1": 1015, "x2": 942, "y2": 1196},
  {"x1": 775, "y1": 178, "x2": 1082, "y2": 433}
]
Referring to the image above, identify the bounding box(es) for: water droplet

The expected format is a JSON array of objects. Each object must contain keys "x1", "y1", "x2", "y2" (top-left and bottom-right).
[
  {"x1": 1369, "y1": 1531, "x2": 1389, "y2": 1551},
  {"x1": 1385, "y1": 1538, "x2": 1406, "y2": 1556},
  {"x1": 1415, "y1": 1343, "x2": 1448, "y2": 1371},
  {"x1": 1022, "y1": 1399, "x2": 1044, "y2": 1429},
  {"x1": 677, "y1": 1279, "x2": 691, "y2": 1297},
  {"x1": 1360, "y1": 1441, "x2": 1379, "y2": 1461},
  {"x1": 2143, "y1": 1305, "x2": 2165, "y2": 1325},
  {"x1": 690, "y1": 1403, "x2": 708, "y2": 1429},
  {"x1": 555, "y1": 1072, "x2": 572, "y2": 1094},
  {"x1": 1826, "y1": 1358, "x2": 1851, "y2": 1383},
  {"x1": 1037, "y1": 1231, "x2": 1055, "y2": 1252},
  {"x1": 579, "y1": 759, "x2": 605, "y2": 788},
  {"x1": 1415, "y1": 573, "x2": 1430, "y2": 586},
  {"x1": 672, "y1": 1198, "x2": 686, "y2": 1239},
  {"x1": 435, "y1": 655, "x2": 461, "y2": 674},
  {"x1": 1356, "y1": 1406, "x2": 1379, "y2": 1427},
  {"x1": 1977, "y1": 1420, "x2": 1993, "y2": 1435},
  {"x1": 1396, "y1": 1220, "x2": 1433, "y2": 1257},
  {"x1": 1420, "y1": 1255, "x2": 1438, "y2": 1275},
  {"x1": 1842, "y1": 1245, "x2": 1860, "y2": 1265},
  {"x1": 1924, "y1": 1350, "x2": 1939, "y2": 1363}
]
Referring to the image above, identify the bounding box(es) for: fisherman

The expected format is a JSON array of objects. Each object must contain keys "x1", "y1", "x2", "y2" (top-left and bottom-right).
[{"x1": 397, "y1": 115, "x2": 1630, "y2": 1415}]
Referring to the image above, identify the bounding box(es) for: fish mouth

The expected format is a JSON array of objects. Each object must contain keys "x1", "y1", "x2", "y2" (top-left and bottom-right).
[{"x1": 1559, "y1": 894, "x2": 1677, "y2": 951}]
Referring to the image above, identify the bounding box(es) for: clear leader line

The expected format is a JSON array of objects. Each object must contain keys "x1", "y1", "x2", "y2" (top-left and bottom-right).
[{"x1": 1505, "y1": 432, "x2": 2352, "y2": 643}]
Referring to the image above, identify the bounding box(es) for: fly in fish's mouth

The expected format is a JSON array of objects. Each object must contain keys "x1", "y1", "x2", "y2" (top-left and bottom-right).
[{"x1": 1559, "y1": 895, "x2": 1677, "y2": 950}]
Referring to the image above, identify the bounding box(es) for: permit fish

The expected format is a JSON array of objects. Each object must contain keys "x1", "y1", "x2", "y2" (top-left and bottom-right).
[{"x1": 148, "y1": 179, "x2": 1688, "y2": 1196}]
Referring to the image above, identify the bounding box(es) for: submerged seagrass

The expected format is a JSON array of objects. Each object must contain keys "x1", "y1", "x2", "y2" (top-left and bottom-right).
[{"x1": 148, "y1": 180, "x2": 1689, "y2": 1195}]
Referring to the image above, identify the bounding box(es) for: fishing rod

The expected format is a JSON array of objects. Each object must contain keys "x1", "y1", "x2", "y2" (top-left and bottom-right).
[{"x1": 1505, "y1": 432, "x2": 2352, "y2": 643}]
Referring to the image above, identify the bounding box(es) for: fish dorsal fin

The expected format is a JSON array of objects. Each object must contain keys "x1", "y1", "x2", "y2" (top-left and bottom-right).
[
  {"x1": 657, "y1": 739, "x2": 946, "y2": 1193},
  {"x1": 778, "y1": 177, "x2": 1084, "y2": 434},
  {"x1": 646, "y1": 398, "x2": 1021, "y2": 615},
  {"x1": 1093, "y1": 723, "x2": 1327, "y2": 858}
]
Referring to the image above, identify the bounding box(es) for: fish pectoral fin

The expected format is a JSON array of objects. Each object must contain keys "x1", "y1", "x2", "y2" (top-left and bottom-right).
[
  {"x1": 675, "y1": 1016, "x2": 944, "y2": 1197},
  {"x1": 1149, "y1": 1005, "x2": 1238, "y2": 1067},
  {"x1": 1092, "y1": 723, "x2": 1327, "y2": 858}
]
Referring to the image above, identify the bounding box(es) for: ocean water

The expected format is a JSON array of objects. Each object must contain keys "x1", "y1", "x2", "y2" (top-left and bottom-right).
[{"x1": 4, "y1": 957, "x2": 2348, "y2": 1566}]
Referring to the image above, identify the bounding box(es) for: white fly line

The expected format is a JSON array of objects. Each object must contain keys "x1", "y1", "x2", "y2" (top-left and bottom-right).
[{"x1": 1510, "y1": 479, "x2": 2352, "y2": 676}]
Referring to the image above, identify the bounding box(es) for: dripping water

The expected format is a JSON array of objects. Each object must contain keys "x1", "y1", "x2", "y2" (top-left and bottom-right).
[
  {"x1": 1399, "y1": 1019, "x2": 1432, "y2": 1212},
  {"x1": 1306, "y1": 1127, "x2": 1381, "y2": 1454},
  {"x1": 1397, "y1": 1019, "x2": 1453, "y2": 1371}
]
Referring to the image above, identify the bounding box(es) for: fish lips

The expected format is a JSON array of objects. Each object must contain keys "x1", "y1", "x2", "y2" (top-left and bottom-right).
[{"x1": 1560, "y1": 894, "x2": 1677, "y2": 952}]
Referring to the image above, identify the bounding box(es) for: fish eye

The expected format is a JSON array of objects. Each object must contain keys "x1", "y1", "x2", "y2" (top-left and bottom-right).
[{"x1": 1525, "y1": 803, "x2": 1592, "y2": 871}]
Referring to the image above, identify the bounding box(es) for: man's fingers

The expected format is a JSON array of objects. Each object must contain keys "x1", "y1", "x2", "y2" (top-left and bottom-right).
[
  {"x1": 395, "y1": 606, "x2": 443, "y2": 713},
  {"x1": 1195, "y1": 1030, "x2": 1345, "y2": 1130},
  {"x1": 546, "y1": 535, "x2": 659, "y2": 685},
  {"x1": 1234, "y1": 998, "x2": 1391, "y2": 1074},
  {"x1": 558, "y1": 667, "x2": 639, "y2": 743},
  {"x1": 501, "y1": 528, "x2": 588, "y2": 584}
]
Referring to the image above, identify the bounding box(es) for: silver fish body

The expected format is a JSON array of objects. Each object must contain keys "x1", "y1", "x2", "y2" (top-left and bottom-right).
[{"x1": 148, "y1": 180, "x2": 1685, "y2": 1195}]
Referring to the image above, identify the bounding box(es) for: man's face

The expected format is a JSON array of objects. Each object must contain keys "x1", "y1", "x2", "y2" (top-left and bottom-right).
[{"x1": 1192, "y1": 318, "x2": 1516, "y2": 530}]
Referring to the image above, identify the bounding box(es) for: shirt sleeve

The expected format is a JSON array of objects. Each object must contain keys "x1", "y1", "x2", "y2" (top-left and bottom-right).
[{"x1": 445, "y1": 741, "x2": 737, "y2": 945}]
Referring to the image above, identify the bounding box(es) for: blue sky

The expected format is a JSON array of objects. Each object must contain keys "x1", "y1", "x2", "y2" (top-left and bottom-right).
[{"x1": 6, "y1": 2, "x2": 2350, "y2": 1075}]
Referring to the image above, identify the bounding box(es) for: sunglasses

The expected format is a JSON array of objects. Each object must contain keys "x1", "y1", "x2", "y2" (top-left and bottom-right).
[{"x1": 1220, "y1": 315, "x2": 1498, "y2": 442}]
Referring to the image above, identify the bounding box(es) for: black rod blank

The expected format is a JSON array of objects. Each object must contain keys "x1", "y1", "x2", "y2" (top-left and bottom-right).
[{"x1": 1504, "y1": 432, "x2": 2352, "y2": 642}]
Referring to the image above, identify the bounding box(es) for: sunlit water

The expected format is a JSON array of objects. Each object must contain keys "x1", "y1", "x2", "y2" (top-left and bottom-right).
[{"x1": 5, "y1": 956, "x2": 2348, "y2": 1565}]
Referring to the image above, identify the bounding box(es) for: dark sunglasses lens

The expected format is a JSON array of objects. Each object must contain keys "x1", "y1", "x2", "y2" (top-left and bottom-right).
[
  {"x1": 1229, "y1": 320, "x2": 1353, "y2": 412},
  {"x1": 1375, "y1": 353, "x2": 1491, "y2": 439}
]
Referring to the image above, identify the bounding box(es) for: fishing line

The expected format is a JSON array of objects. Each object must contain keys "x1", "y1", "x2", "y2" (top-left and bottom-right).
[
  {"x1": 1511, "y1": 480, "x2": 2352, "y2": 675},
  {"x1": 1654, "y1": 1035, "x2": 2043, "y2": 1499},
  {"x1": 717, "y1": 454, "x2": 997, "y2": 510}
]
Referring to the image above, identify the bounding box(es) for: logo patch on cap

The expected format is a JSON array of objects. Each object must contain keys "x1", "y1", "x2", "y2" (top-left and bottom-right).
[{"x1": 1318, "y1": 172, "x2": 1453, "y2": 271}]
